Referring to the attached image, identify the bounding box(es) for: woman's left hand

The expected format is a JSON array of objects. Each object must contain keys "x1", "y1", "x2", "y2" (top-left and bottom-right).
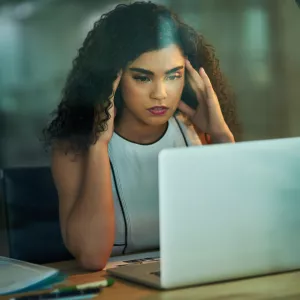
[{"x1": 178, "y1": 59, "x2": 234, "y2": 143}]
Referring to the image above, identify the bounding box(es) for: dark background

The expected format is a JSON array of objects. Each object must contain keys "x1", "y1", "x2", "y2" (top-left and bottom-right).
[{"x1": 0, "y1": 0, "x2": 300, "y2": 168}]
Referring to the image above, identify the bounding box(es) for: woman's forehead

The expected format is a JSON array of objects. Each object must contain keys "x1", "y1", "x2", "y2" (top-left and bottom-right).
[{"x1": 126, "y1": 44, "x2": 185, "y2": 73}]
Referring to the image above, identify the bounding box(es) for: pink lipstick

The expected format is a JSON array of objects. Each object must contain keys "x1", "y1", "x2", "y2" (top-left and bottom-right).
[{"x1": 147, "y1": 106, "x2": 169, "y2": 116}]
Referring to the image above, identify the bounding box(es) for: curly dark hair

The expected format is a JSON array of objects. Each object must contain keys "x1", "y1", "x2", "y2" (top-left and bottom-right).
[{"x1": 43, "y1": 1, "x2": 241, "y2": 152}]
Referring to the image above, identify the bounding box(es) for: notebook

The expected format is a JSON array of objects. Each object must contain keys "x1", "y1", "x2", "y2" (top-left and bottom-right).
[{"x1": 0, "y1": 256, "x2": 66, "y2": 295}]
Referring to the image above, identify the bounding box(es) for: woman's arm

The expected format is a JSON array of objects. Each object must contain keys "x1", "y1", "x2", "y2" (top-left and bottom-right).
[
  {"x1": 210, "y1": 132, "x2": 235, "y2": 143},
  {"x1": 199, "y1": 133, "x2": 211, "y2": 145},
  {"x1": 51, "y1": 141, "x2": 115, "y2": 270},
  {"x1": 199, "y1": 132, "x2": 235, "y2": 144}
]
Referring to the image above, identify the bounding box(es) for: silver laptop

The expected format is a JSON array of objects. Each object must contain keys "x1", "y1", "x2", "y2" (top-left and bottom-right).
[{"x1": 107, "y1": 137, "x2": 300, "y2": 290}]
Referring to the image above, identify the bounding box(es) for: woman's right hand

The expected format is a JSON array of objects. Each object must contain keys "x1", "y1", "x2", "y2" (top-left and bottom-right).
[{"x1": 97, "y1": 71, "x2": 122, "y2": 144}]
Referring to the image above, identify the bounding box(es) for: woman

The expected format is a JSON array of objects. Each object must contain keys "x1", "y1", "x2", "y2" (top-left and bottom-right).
[{"x1": 44, "y1": 1, "x2": 240, "y2": 270}]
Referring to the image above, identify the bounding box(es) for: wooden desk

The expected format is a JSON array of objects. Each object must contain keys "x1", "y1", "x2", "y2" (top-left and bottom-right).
[{"x1": 2, "y1": 260, "x2": 300, "y2": 300}]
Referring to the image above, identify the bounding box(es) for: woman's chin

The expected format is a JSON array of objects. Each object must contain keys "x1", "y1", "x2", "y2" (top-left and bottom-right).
[{"x1": 143, "y1": 114, "x2": 172, "y2": 126}]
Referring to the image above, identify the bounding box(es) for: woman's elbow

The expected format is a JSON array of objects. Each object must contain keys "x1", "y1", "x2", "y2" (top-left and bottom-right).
[
  {"x1": 65, "y1": 238, "x2": 109, "y2": 270},
  {"x1": 78, "y1": 253, "x2": 108, "y2": 271},
  {"x1": 64, "y1": 230, "x2": 112, "y2": 270}
]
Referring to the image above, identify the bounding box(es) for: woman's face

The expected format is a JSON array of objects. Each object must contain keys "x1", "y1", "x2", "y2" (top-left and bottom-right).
[{"x1": 119, "y1": 44, "x2": 185, "y2": 126}]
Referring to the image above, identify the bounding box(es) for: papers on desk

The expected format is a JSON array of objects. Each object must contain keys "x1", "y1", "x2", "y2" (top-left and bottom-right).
[
  {"x1": 0, "y1": 256, "x2": 66, "y2": 295},
  {"x1": 0, "y1": 252, "x2": 159, "y2": 295},
  {"x1": 104, "y1": 251, "x2": 160, "y2": 270}
]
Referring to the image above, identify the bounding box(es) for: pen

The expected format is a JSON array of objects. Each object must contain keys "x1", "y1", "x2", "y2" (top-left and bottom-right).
[
  {"x1": 10, "y1": 287, "x2": 101, "y2": 300},
  {"x1": 54, "y1": 278, "x2": 115, "y2": 292}
]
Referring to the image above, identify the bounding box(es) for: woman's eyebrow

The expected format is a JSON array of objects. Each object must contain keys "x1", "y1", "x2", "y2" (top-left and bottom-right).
[
  {"x1": 165, "y1": 66, "x2": 184, "y2": 74},
  {"x1": 129, "y1": 65, "x2": 184, "y2": 75},
  {"x1": 129, "y1": 67, "x2": 153, "y2": 75}
]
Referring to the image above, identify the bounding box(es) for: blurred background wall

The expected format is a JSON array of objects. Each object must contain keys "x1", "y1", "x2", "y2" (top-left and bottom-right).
[{"x1": 0, "y1": 0, "x2": 299, "y2": 168}]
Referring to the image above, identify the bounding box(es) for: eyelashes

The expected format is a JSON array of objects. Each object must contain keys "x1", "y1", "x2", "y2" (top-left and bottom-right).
[
  {"x1": 133, "y1": 75, "x2": 150, "y2": 82},
  {"x1": 132, "y1": 74, "x2": 182, "y2": 83},
  {"x1": 166, "y1": 75, "x2": 182, "y2": 81}
]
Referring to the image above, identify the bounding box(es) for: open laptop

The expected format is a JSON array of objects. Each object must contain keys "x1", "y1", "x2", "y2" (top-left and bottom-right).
[{"x1": 107, "y1": 137, "x2": 300, "y2": 290}]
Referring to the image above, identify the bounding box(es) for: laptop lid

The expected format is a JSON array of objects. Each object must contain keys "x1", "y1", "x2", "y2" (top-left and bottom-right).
[{"x1": 158, "y1": 137, "x2": 300, "y2": 289}]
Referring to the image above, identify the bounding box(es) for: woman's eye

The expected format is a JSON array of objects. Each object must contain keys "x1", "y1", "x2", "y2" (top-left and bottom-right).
[
  {"x1": 167, "y1": 74, "x2": 182, "y2": 81},
  {"x1": 133, "y1": 76, "x2": 150, "y2": 82}
]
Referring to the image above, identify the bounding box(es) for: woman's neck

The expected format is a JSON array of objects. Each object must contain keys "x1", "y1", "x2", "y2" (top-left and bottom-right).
[{"x1": 114, "y1": 111, "x2": 168, "y2": 144}]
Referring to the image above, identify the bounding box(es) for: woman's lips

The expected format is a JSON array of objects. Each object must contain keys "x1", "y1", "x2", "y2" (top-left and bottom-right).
[{"x1": 147, "y1": 106, "x2": 169, "y2": 116}]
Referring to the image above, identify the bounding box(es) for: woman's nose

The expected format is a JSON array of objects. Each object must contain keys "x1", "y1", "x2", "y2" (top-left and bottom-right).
[{"x1": 150, "y1": 82, "x2": 167, "y2": 100}]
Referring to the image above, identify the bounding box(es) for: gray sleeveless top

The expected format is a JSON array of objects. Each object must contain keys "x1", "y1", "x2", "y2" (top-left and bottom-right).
[{"x1": 108, "y1": 115, "x2": 202, "y2": 256}]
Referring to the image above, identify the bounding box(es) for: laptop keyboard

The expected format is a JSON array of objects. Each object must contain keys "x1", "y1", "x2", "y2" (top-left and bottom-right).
[{"x1": 150, "y1": 271, "x2": 161, "y2": 277}]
